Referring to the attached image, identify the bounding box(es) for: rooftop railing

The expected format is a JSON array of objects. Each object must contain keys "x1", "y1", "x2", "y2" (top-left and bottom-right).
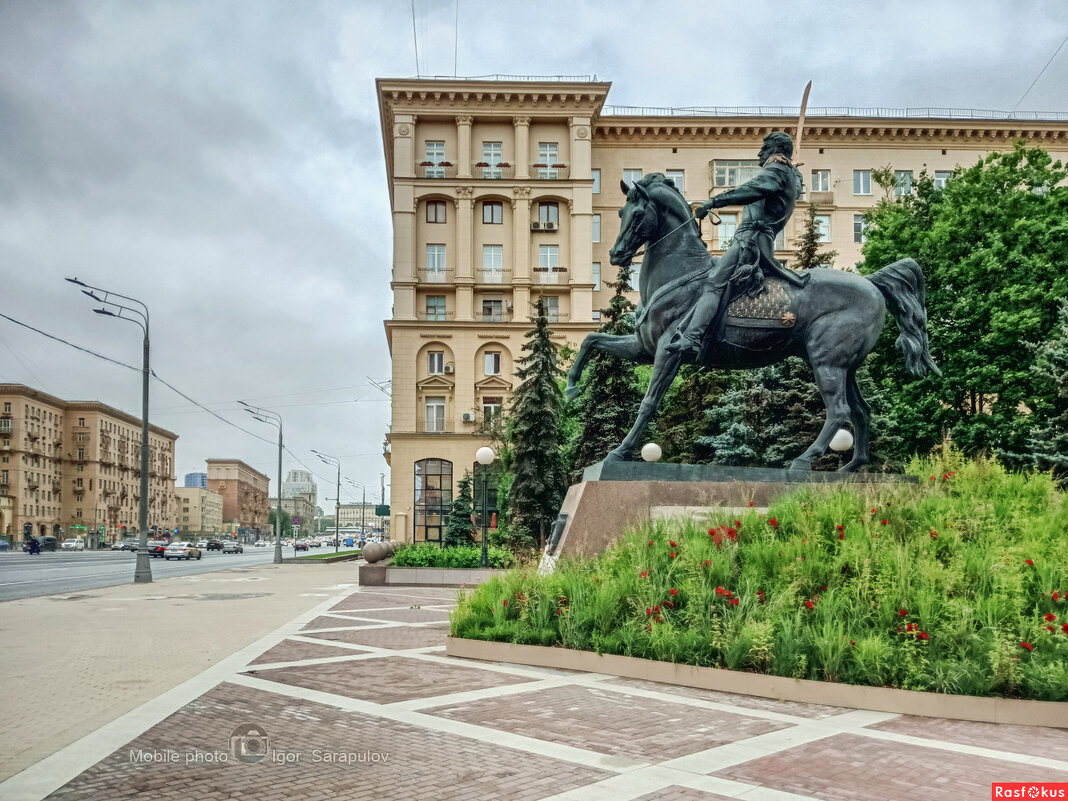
[{"x1": 601, "y1": 105, "x2": 1068, "y2": 122}]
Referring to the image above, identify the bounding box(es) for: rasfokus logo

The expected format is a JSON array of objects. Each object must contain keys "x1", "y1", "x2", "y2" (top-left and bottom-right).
[
  {"x1": 229, "y1": 723, "x2": 271, "y2": 764},
  {"x1": 992, "y1": 783, "x2": 1068, "y2": 799}
]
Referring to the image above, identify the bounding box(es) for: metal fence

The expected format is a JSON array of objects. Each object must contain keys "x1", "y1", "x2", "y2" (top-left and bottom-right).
[{"x1": 600, "y1": 105, "x2": 1068, "y2": 121}]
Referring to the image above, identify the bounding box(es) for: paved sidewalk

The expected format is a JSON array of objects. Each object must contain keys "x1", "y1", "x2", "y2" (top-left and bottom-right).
[{"x1": 2, "y1": 581, "x2": 1066, "y2": 801}]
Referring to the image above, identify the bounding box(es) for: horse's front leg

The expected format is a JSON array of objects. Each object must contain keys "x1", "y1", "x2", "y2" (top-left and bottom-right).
[
  {"x1": 565, "y1": 333, "x2": 647, "y2": 401},
  {"x1": 607, "y1": 343, "x2": 684, "y2": 462}
]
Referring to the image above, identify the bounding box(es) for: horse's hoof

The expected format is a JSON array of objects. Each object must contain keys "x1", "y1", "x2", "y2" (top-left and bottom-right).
[
  {"x1": 789, "y1": 459, "x2": 812, "y2": 471},
  {"x1": 838, "y1": 460, "x2": 865, "y2": 473},
  {"x1": 604, "y1": 450, "x2": 626, "y2": 464},
  {"x1": 564, "y1": 384, "x2": 580, "y2": 402}
]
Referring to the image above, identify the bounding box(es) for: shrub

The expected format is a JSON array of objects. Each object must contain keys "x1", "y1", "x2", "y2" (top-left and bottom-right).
[
  {"x1": 392, "y1": 543, "x2": 516, "y2": 569},
  {"x1": 449, "y1": 453, "x2": 1068, "y2": 701}
]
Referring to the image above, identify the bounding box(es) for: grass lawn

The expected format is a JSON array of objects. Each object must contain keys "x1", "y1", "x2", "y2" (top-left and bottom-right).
[
  {"x1": 451, "y1": 453, "x2": 1068, "y2": 701},
  {"x1": 296, "y1": 549, "x2": 362, "y2": 560}
]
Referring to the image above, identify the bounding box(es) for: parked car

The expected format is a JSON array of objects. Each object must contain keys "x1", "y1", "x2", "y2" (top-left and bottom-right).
[
  {"x1": 147, "y1": 540, "x2": 169, "y2": 558},
  {"x1": 308, "y1": 539, "x2": 320, "y2": 548},
  {"x1": 294, "y1": 541, "x2": 309, "y2": 552},
  {"x1": 112, "y1": 538, "x2": 139, "y2": 551},
  {"x1": 164, "y1": 542, "x2": 202, "y2": 560},
  {"x1": 254, "y1": 541, "x2": 268, "y2": 548},
  {"x1": 222, "y1": 541, "x2": 243, "y2": 554},
  {"x1": 23, "y1": 536, "x2": 58, "y2": 552},
  {"x1": 62, "y1": 538, "x2": 86, "y2": 551},
  {"x1": 196, "y1": 539, "x2": 209, "y2": 549},
  {"x1": 206, "y1": 539, "x2": 224, "y2": 551}
]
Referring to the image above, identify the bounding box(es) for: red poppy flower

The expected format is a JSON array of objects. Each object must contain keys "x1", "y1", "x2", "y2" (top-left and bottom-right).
[
  {"x1": 639, "y1": 570, "x2": 648, "y2": 578},
  {"x1": 653, "y1": 605, "x2": 661, "y2": 613},
  {"x1": 664, "y1": 600, "x2": 674, "y2": 608},
  {"x1": 729, "y1": 598, "x2": 740, "y2": 606},
  {"x1": 654, "y1": 615, "x2": 664, "y2": 623},
  {"x1": 871, "y1": 508, "x2": 877, "y2": 513},
  {"x1": 768, "y1": 518, "x2": 779, "y2": 527},
  {"x1": 1053, "y1": 591, "x2": 1062, "y2": 601},
  {"x1": 669, "y1": 588, "x2": 679, "y2": 596},
  {"x1": 502, "y1": 600, "x2": 508, "y2": 607},
  {"x1": 1025, "y1": 559, "x2": 1035, "y2": 566},
  {"x1": 747, "y1": 501, "x2": 754, "y2": 507},
  {"x1": 838, "y1": 532, "x2": 845, "y2": 540},
  {"x1": 930, "y1": 530, "x2": 938, "y2": 539},
  {"x1": 669, "y1": 541, "x2": 677, "y2": 547},
  {"x1": 918, "y1": 631, "x2": 929, "y2": 640},
  {"x1": 929, "y1": 476, "x2": 935, "y2": 481},
  {"x1": 701, "y1": 559, "x2": 712, "y2": 567},
  {"x1": 645, "y1": 607, "x2": 652, "y2": 616},
  {"x1": 1045, "y1": 625, "x2": 1056, "y2": 633},
  {"x1": 898, "y1": 608, "x2": 908, "y2": 617},
  {"x1": 804, "y1": 600, "x2": 814, "y2": 609},
  {"x1": 1045, "y1": 613, "x2": 1057, "y2": 622},
  {"x1": 906, "y1": 622, "x2": 916, "y2": 632},
  {"x1": 1020, "y1": 641, "x2": 1034, "y2": 651},
  {"x1": 669, "y1": 552, "x2": 676, "y2": 559},
  {"x1": 648, "y1": 540, "x2": 654, "y2": 546},
  {"x1": 835, "y1": 525, "x2": 845, "y2": 531},
  {"x1": 1062, "y1": 624, "x2": 1068, "y2": 633},
  {"x1": 881, "y1": 519, "x2": 889, "y2": 526},
  {"x1": 850, "y1": 639, "x2": 857, "y2": 646},
  {"x1": 734, "y1": 520, "x2": 742, "y2": 527},
  {"x1": 645, "y1": 624, "x2": 652, "y2": 632}
]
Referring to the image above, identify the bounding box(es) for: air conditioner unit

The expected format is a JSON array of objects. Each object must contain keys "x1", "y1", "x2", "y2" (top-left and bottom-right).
[
  {"x1": 461, "y1": 412, "x2": 475, "y2": 423},
  {"x1": 530, "y1": 221, "x2": 543, "y2": 231},
  {"x1": 443, "y1": 364, "x2": 454, "y2": 374},
  {"x1": 542, "y1": 222, "x2": 559, "y2": 232}
]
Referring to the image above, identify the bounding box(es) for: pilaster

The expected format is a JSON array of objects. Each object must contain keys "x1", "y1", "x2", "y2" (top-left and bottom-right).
[
  {"x1": 456, "y1": 115, "x2": 473, "y2": 178},
  {"x1": 513, "y1": 116, "x2": 531, "y2": 179}
]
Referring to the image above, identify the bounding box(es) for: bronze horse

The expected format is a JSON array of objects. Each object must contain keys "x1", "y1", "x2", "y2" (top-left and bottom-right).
[{"x1": 565, "y1": 174, "x2": 940, "y2": 471}]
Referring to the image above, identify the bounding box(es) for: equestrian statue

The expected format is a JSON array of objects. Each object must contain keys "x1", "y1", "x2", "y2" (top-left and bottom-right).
[{"x1": 564, "y1": 131, "x2": 940, "y2": 472}]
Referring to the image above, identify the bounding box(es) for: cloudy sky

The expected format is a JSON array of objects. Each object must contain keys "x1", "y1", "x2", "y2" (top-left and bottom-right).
[{"x1": 1, "y1": 0, "x2": 1065, "y2": 506}]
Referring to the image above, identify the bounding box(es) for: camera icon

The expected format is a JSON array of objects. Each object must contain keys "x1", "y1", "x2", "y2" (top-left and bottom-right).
[{"x1": 229, "y1": 723, "x2": 270, "y2": 764}]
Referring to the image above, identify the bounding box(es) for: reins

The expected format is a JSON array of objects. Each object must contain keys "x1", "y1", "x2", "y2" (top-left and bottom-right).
[{"x1": 629, "y1": 204, "x2": 719, "y2": 262}]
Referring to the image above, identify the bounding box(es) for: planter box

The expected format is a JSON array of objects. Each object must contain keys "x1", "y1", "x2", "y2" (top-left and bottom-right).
[
  {"x1": 445, "y1": 637, "x2": 1067, "y2": 728},
  {"x1": 283, "y1": 552, "x2": 362, "y2": 564},
  {"x1": 359, "y1": 565, "x2": 506, "y2": 587}
]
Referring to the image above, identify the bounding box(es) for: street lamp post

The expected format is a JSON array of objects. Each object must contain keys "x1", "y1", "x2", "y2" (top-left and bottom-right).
[
  {"x1": 312, "y1": 450, "x2": 341, "y2": 553},
  {"x1": 475, "y1": 447, "x2": 496, "y2": 568},
  {"x1": 66, "y1": 277, "x2": 153, "y2": 583},
  {"x1": 347, "y1": 479, "x2": 367, "y2": 545},
  {"x1": 239, "y1": 402, "x2": 284, "y2": 565}
]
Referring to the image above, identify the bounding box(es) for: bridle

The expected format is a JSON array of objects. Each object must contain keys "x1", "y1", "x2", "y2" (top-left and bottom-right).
[{"x1": 627, "y1": 202, "x2": 719, "y2": 263}]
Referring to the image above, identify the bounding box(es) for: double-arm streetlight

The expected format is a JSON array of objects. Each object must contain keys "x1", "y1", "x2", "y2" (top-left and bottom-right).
[
  {"x1": 239, "y1": 401, "x2": 284, "y2": 564},
  {"x1": 346, "y1": 479, "x2": 367, "y2": 547},
  {"x1": 66, "y1": 277, "x2": 153, "y2": 583},
  {"x1": 476, "y1": 447, "x2": 496, "y2": 568},
  {"x1": 312, "y1": 450, "x2": 341, "y2": 552}
]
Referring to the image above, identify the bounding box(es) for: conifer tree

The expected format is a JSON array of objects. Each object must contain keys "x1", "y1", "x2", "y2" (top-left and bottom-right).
[
  {"x1": 1023, "y1": 300, "x2": 1068, "y2": 484},
  {"x1": 506, "y1": 300, "x2": 567, "y2": 550},
  {"x1": 794, "y1": 201, "x2": 839, "y2": 270},
  {"x1": 443, "y1": 471, "x2": 476, "y2": 547}
]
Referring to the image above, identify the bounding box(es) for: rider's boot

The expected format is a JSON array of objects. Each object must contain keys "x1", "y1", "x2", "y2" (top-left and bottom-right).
[{"x1": 664, "y1": 291, "x2": 721, "y2": 358}]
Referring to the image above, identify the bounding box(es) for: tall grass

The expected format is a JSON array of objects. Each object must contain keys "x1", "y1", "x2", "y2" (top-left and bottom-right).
[{"x1": 450, "y1": 454, "x2": 1068, "y2": 701}]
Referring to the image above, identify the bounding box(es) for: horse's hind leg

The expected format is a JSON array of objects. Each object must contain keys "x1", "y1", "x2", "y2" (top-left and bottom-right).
[
  {"x1": 789, "y1": 364, "x2": 851, "y2": 471},
  {"x1": 839, "y1": 369, "x2": 870, "y2": 472}
]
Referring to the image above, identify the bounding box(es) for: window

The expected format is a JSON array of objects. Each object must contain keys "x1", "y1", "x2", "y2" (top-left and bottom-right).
[
  {"x1": 482, "y1": 141, "x2": 502, "y2": 179},
  {"x1": 592, "y1": 214, "x2": 601, "y2": 243},
  {"x1": 541, "y1": 296, "x2": 560, "y2": 322},
  {"x1": 428, "y1": 351, "x2": 444, "y2": 375},
  {"x1": 538, "y1": 245, "x2": 559, "y2": 284},
  {"x1": 426, "y1": 244, "x2": 446, "y2": 281},
  {"x1": 591, "y1": 168, "x2": 600, "y2": 193},
  {"x1": 774, "y1": 229, "x2": 785, "y2": 249},
  {"x1": 538, "y1": 142, "x2": 558, "y2": 179},
  {"x1": 3, "y1": 402, "x2": 9, "y2": 413},
  {"x1": 592, "y1": 262, "x2": 601, "y2": 291},
  {"x1": 853, "y1": 170, "x2": 872, "y2": 195},
  {"x1": 717, "y1": 213, "x2": 738, "y2": 249},
  {"x1": 591, "y1": 311, "x2": 601, "y2": 322},
  {"x1": 77, "y1": 448, "x2": 84, "y2": 461},
  {"x1": 665, "y1": 170, "x2": 685, "y2": 194},
  {"x1": 714, "y1": 160, "x2": 760, "y2": 188},
  {"x1": 894, "y1": 170, "x2": 913, "y2": 196},
  {"x1": 76, "y1": 477, "x2": 83, "y2": 488},
  {"x1": 538, "y1": 202, "x2": 559, "y2": 225},
  {"x1": 810, "y1": 169, "x2": 830, "y2": 192},
  {"x1": 628, "y1": 262, "x2": 641, "y2": 292},
  {"x1": 934, "y1": 170, "x2": 952, "y2": 190},
  {"x1": 482, "y1": 201, "x2": 502, "y2": 224},
  {"x1": 482, "y1": 397, "x2": 502, "y2": 424},
  {"x1": 482, "y1": 245, "x2": 503, "y2": 283},
  {"x1": 622, "y1": 168, "x2": 643, "y2": 188},
  {"x1": 426, "y1": 296, "x2": 446, "y2": 321},
  {"x1": 424, "y1": 397, "x2": 446, "y2": 433},
  {"x1": 853, "y1": 214, "x2": 867, "y2": 244},
  {"x1": 815, "y1": 215, "x2": 831, "y2": 242},
  {"x1": 482, "y1": 299, "x2": 503, "y2": 321},
  {"x1": 424, "y1": 141, "x2": 445, "y2": 178},
  {"x1": 78, "y1": 418, "x2": 85, "y2": 426},
  {"x1": 484, "y1": 351, "x2": 501, "y2": 375},
  {"x1": 413, "y1": 458, "x2": 452, "y2": 544},
  {"x1": 425, "y1": 200, "x2": 446, "y2": 223}
]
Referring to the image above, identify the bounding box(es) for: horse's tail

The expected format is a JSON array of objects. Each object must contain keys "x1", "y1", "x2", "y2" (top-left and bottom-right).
[{"x1": 866, "y1": 258, "x2": 941, "y2": 377}]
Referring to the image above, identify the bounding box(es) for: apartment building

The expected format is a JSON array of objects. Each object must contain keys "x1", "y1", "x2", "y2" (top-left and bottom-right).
[
  {"x1": 174, "y1": 486, "x2": 223, "y2": 537},
  {"x1": 205, "y1": 459, "x2": 270, "y2": 535},
  {"x1": 268, "y1": 492, "x2": 315, "y2": 536},
  {"x1": 377, "y1": 76, "x2": 1068, "y2": 545},
  {"x1": 0, "y1": 384, "x2": 178, "y2": 544}
]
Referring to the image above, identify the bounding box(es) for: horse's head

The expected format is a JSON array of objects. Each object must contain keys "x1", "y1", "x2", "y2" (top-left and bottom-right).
[{"x1": 609, "y1": 179, "x2": 660, "y2": 266}]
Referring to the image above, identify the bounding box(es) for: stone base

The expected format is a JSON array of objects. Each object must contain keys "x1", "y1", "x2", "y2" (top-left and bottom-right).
[{"x1": 540, "y1": 462, "x2": 916, "y2": 571}]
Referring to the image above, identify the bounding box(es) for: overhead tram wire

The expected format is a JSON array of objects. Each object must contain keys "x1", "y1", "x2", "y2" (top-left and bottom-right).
[
  {"x1": 1011, "y1": 33, "x2": 1068, "y2": 114},
  {"x1": 410, "y1": 0, "x2": 420, "y2": 76}
]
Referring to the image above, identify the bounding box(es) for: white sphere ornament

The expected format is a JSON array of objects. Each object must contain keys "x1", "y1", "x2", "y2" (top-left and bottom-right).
[
  {"x1": 475, "y1": 446, "x2": 496, "y2": 466},
  {"x1": 829, "y1": 429, "x2": 854, "y2": 452},
  {"x1": 641, "y1": 442, "x2": 663, "y2": 462}
]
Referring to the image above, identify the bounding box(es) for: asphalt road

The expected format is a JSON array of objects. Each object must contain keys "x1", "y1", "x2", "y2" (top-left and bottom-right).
[{"x1": 0, "y1": 547, "x2": 290, "y2": 601}]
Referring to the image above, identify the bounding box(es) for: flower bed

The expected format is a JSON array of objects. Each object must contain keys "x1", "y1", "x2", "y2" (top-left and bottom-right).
[
  {"x1": 450, "y1": 455, "x2": 1068, "y2": 701},
  {"x1": 392, "y1": 543, "x2": 516, "y2": 570}
]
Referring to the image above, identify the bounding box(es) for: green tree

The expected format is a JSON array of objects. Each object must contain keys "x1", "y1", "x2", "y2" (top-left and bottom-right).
[
  {"x1": 793, "y1": 201, "x2": 839, "y2": 270},
  {"x1": 506, "y1": 301, "x2": 568, "y2": 551},
  {"x1": 861, "y1": 143, "x2": 1068, "y2": 464},
  {"x1": 443, "y1": 471, "x2": 476, "y2": 547},
  {"x1": 652, "y1": 365, "x2": 726, "y2": 464},
  {"x1": 571, "y1": 260, "x2": 644, "y2": 473},
  {"x1": 1020, "y1": 300, "x2": 1068, "y2": 483},
  {"x1": 267, "y1": 508, "x2": 293, "y2": 538}
]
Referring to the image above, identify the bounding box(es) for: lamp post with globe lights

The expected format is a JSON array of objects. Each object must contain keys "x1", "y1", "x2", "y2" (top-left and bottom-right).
[
  {"x1": 475, "y1": 447, "x2": 496, "y2": 568},
  {"x1": 312, "y1": 450, "x2": 341, "y2": 551},
  {"x1": 238, "y1": 401, "x2": 284, "y2": 564}
]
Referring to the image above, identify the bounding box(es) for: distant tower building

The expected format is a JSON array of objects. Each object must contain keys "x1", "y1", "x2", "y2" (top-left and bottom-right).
[
  {"x1": 282, "y1": 469, "x2": 316, "y2": 510},
  {"x1": 184, "y1": 472, "x2": 207, "y2": 489}
]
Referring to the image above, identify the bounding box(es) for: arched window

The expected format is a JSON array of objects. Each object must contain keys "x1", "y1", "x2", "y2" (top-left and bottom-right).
[{"x1": 413, "y1": 458, "x2": 452, "y2": 544}]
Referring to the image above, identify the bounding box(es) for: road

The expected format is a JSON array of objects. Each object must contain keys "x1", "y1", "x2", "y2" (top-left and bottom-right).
[{"x1": 0, "y1": 546, "x2": 295, "y2": 601}]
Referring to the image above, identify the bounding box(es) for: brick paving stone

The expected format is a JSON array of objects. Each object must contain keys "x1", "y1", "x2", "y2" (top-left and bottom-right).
[
  {"x1": 246, "y1": 655, "x2": 537, "y2": 704},
  {"x1": 345, "y1": 606, "x2": 453, "y2": 624},
  {"x1": 303, "y1": 624, "x2": 447, "y2": 650},
  {"x1": 634, "y1": 788, "x2": 737, "y2": 801},
  {"x1": 711, "y1": 732, "x2": 1068, "y2": 801},
  {"x1": 424, "y1": 684, "x2": 790, "y2": 762},
  {"x1": 299, "y1": 615, "x2": 373, "y2": 631},
  {"x1": 867, "y1": 715, "x2": 1068, "y2": 762},
  {"x1": 46, "y1": 683, "x2": 609, "y2": 800},
  {"x1": 605, "y1": 677, "x2": 843, "y2": 719},
  {"x1": 247, "y1": 639, "x2": 367, "y2": 666}
]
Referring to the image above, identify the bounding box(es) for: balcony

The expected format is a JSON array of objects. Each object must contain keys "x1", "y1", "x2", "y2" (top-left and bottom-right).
[
  {"x1": 416, "y1": 310, "x2": 455, "y2": 322},
  {"x1": 417, "y1": 268, "x2": 454, "y2": 284},
  {"x1": 531, "y1": 163, "x2": 569, "y2": 180},
  {"x1": 27, "y1": 480, "x2": 39, "y2": 491},
  {"x1": 809, "y1": 191, "x2": 835, "y2": 206},
  {"x1": 473, "y1": 162, "x2": 516, "y2": 180},
  {"x1": 0, "y1": 419, "x2": 12, "y2": 433},
  {"x1": 474, "y1": 311, "x2": 514, "y2": 323},
  {"x1": 534, "y1": 267, "x2": 568, "y2": 285},
  {"x1": 418, "y1": 161, "x2": 458, "y2": 179},
  {"x1": 477, "y1": 268, "x2": 512, "y2": 285}
]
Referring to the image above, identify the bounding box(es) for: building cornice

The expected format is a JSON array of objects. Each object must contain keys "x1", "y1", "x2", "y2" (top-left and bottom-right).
[{"x1": 0, "y1": 383, "x2": 178, "y2": 440}]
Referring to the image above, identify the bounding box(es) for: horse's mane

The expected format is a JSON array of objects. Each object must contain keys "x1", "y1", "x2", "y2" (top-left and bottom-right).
[{"x1": 634, "y1": 173, "x2": 700, "y2": 237}]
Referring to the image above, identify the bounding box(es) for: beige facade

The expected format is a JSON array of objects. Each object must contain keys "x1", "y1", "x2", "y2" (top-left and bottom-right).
[
  {"x1": 377, "y1": 77, "x2": 1068, "y2": 545},
  {"x1": 337, "y1": 502, "x2": 385, "y2": 533},
  {"x1": 0, "y1": 384, "x2": 178, "y2": 543},
  {"x1": 268, "y1": 493, "x2": 315, "y2": 536},
  {"x1": 205, "y1": 459, "x2": 269, "y2": 532},
  {"x1": 174, "y1": 486, "x2": 223, "y2": 536}
]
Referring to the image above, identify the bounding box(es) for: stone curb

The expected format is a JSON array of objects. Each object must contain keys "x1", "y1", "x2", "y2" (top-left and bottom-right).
[
  {"x1": 282, "y1": 553, "x2": 362, "y2": 564},
  {"x1": 445, "y1": 637, "x2": 1068, "y2": 728}
]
